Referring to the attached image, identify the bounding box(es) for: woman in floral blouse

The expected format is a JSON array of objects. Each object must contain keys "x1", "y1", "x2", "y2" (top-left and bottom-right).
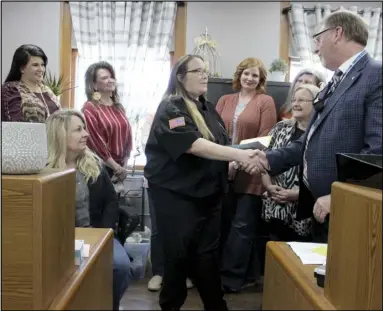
[{"x1": 2, "y1": 44, "x2": 60, "y2": 122}]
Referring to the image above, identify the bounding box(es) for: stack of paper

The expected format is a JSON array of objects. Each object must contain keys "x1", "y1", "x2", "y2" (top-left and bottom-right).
[
  {"x1": 75, "y1": 240, "x2": 90, "y2": 266},
  {"x1": 240, "y1": 135, "x2": 272, "y2": 147},
  {"x1": 231, "y1": 135, "x2": 273, "y2": 150},
  {"x1": 286, "y1": 242, "x2": 327, "y2": 265}
]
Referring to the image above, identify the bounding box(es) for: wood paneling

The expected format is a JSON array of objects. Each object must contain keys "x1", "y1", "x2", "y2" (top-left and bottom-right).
[
  {"x1": 170, "y1": 51, "x2": 175, "y2": 68},
  {"x1": 280, "y1": 2, "x2": 291, "y2": 82},
  {"x1": 70, "y1": 49, "x2": 78, "y2": 109},
  {"x1": 2, "y1": 169, "x2": 76, "y2": 310},
  {"x1": 172, "y1": 2, "x2": 187, "y2": 66},
  {"x1": 263, "y1": 242, "x2": 335, "y2": 310},
  {"x1": 60, "y1": 1, "x2": 73, "y2": 109},
  {"x1": 325, "y1": 182, "x2": 382, "y2": 310},
  {"x1": 49, "y1": 228, "x2": 113, "y2": 310}
]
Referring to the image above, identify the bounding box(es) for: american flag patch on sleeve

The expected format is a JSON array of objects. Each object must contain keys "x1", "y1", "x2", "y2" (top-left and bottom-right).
[{"x1": 169, "y1": 117, "x2": 186, "y2": 129}]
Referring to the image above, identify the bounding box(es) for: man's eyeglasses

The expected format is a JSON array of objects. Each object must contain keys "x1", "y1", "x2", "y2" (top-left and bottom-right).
[
  {"x1": 312, "y1": 27, "x2": 337, "y2": 44},
  {"x1": 187, "y1": 68, "x2": 209, "y2": 76}
]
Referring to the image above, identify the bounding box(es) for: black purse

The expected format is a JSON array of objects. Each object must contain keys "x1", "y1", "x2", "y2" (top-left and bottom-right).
[{"x1": 115, "y1": 207, "x2": 140, "y2": 246}]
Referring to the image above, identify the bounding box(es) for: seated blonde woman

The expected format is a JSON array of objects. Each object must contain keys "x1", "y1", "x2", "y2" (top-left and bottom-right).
[
  {"x1": 261, "y1": 84, "x2": 321, "y2": 241},
  {"x1": 46, "y1": 110, "x2": 132, "y2": 310}
]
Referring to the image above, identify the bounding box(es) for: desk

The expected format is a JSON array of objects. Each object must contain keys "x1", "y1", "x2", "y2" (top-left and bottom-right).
[
  {"x1": 49, "y1": 228, "x2": 113, "y2": 310},
  {"x1": 263, "y1": 183, "x2": 382, "y2": 311},
  {"x1": 262, "y1": 242, "x2": 335, "y2": 310}
]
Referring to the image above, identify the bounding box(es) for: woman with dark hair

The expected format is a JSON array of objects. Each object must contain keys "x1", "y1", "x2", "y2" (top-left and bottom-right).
[
  {"x1": 144, "y1": 54, "x2": 258, "y2": 311},
  {"x1": 1, "y1": 44, "x2": 60, "y2": 122},
  {"x1": 279, "y1": 68, "x2": 326, "y2": 120},
  {"x1": 82, "y1": 61, "x2": 132, "y2": 182},
  {"x1": 216, "y1": 57, "x2": 277, "y2": 293}
]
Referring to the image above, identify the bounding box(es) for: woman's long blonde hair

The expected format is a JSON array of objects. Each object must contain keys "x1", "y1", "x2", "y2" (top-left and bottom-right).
[
  {"x1": 163, "y1": 54, "x2": 214, "y2": 140},
  {"x1": 46, "y1": 110, "x2": 101, "y2": 184}
]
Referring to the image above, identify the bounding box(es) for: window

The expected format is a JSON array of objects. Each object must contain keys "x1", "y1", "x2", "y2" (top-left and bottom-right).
[
  {"x1": 73, "y1": 50, "x2": 171, "y2": 168},
  {"x1": 125, "y1": 58, "x2": 170, "y2": 167}
]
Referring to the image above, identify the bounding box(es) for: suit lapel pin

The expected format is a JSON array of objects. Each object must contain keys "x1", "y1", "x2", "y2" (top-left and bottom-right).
[{"x1": 352, "y1": 76, "x2": 355, "y2": 80}]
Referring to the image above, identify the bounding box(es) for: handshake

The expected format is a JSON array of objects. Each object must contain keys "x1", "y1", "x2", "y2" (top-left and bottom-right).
[{"x1": 233, "y1": 149, "x2": 270, "y2": 175}]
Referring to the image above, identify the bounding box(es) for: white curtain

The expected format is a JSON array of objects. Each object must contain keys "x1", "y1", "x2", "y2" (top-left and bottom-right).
[
  {"x1": 70, "y1": 2, "x2": 176, "y2": 164},
  {"x1": 289, "y1": 4, "x2": 382, "y2": 68},
  {"x1": 349, "y1": 6, "x2": 382, "y2": 61}
]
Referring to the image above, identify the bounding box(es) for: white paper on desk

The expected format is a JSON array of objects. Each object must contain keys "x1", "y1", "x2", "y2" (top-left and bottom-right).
[
  {"x1": 82, "y1": 244, "x2": 90, "y2": 257},
  {"x1": 286, "y1": 242, "x2": 327, "y2": 265}
]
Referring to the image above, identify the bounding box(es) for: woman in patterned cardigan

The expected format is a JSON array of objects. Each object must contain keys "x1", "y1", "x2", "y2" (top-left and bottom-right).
[
  {"x1": 261, "y1": 84, "x2": 321, "y2": 241},
  {"x1": 2, "y1": 44, "x2": 60, "y2": 122}
]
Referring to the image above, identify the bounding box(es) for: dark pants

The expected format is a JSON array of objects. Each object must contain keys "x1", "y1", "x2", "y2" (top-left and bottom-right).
[
  {"x1": 220, "y1": 182, "x2": 237, "y2": 256},
  {"x1": 148, "y1": 185, "x2": 228, "y2": 311},
  {"x1": 113, "y1": 238, "x2": 133, "y2": 310},
  {"x1": 266, "y1": 218, "x2": 312, "y2": 242},
  {"x1": 105, "y1": 166, "x2": 114, "y2": 179},
  {"x1": 311, "y1": 218, "x2": 329, "y2": 243},
  {"x1": 148, "y1": 191, "x2": 164, "y2": 276},
  {"x1": 106, "y1": 168, "x2": 133, "y2": 309},
  {"x1": 221, "y1": 194, "x2": 263, "y2": 290},
  {"x1": 299, "y1": 182, "x2": 329, "y2": 243}
]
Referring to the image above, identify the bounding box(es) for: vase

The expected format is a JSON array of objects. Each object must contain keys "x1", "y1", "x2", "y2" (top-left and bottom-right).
[
  {"x1": 1, "y1": 122, "x2": 48, "y2": 174},
  {"x1": 268, "y1": 71, "x2": 286, "y2": 82}
]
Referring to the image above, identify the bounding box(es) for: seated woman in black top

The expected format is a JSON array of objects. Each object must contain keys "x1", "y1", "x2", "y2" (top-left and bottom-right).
[
  {"x1": 144, "y1": 54, "x2": 258, "y2": 311},
  {"x1": 45, "y1": 110, "x2": 133, "y2": 311}
]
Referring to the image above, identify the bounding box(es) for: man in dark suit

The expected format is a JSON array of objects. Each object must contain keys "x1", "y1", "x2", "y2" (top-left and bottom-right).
[{"x1": 246, "y1": 10, "x2": 382, "y2": 242}]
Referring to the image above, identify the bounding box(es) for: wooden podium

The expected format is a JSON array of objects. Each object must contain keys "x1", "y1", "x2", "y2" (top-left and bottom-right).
[
  {"x1": 263, "y1": 182, "x2": 382, "y2": 310},
  {"x1": 2, "y1": 169, "x2": 114, "y2": 310},
  {"x1": 2, "y1": 169, "x2": 76, "y2": 310}
]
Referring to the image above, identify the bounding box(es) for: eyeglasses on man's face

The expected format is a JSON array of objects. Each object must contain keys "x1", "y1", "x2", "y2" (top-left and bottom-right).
[
  {"x1": 312, "y1": 27, "x2": 337, "y2": 44},
  {"x1": 187, "y1": 68, "x2": 209, "y2": 76}
]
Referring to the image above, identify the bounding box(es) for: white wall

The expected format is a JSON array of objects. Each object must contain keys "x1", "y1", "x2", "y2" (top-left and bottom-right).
[
  {"x1": 186, "y1": 2, "x2": 280, "y2": 79},
  {"x1": 1, "y1": 2, "x2": 61, "y2": 82}
]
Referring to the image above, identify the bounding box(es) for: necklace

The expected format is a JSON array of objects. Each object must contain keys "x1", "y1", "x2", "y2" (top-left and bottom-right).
[{"x1": 22, "y1": 81, "x2": 50, "y2": 117}]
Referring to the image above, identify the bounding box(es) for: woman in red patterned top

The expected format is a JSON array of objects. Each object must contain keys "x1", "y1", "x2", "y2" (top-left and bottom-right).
[{"x1": 82, "y1": 61, "x2": 132, "y2": 182}]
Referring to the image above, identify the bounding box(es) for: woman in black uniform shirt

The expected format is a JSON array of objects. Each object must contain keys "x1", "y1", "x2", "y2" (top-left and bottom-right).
[{"x1": 144, "y1": 54, "x2": 258, "y2": 311}]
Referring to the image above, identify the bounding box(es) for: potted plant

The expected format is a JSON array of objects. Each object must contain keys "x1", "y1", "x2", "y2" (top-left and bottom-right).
[
  {"x1": 43, "y1": 70, "x2": 74, "y2": 101},
  {"x1": 268, "y1": 59, "x2": 288, "y2": 82}
]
